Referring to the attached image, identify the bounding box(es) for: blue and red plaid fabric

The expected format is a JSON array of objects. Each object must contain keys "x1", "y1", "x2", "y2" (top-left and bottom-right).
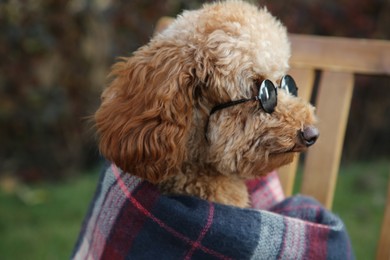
[{"x1": 72, "y1": 163, "x2": 354, "y2": 260}]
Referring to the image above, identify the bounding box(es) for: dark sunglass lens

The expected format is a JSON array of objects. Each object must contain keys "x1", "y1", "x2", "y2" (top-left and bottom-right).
[
  {"x1": 281, "y1": 75, "x2": 298, "y2": 97},
  {"x1": 259, "y1": 80, "x2": 277, "y2": 113}
]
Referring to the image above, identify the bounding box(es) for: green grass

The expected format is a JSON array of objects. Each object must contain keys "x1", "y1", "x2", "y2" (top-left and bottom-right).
[
  {"x1": 0, "y1": 172, "x2": 99, "y2": 260},
  {"x1": 333, "y1": 161, "x2": 389, "y2": 259},
  {"x1": 294, "y1": 160, "x2": 389, "y2": 259},
  {"x1": 0, "y1": 161, "x2": 389, "y2": 260}
]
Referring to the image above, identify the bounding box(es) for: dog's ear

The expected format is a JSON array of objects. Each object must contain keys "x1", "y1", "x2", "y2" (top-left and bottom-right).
[{"x1": 95, "y1": 44, "x2": 195, "y2": 183}]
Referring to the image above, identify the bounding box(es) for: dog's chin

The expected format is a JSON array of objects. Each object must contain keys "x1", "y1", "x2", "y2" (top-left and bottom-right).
[
  {"x1": 241, "y1": 152, "x2": 296, "y2": 179},
  {"x1": 268, "y1": 152, "x2": 296, "y2": 167},
  {"x1": 266, "y1": 146, "x2": 305, "y2": 170}
]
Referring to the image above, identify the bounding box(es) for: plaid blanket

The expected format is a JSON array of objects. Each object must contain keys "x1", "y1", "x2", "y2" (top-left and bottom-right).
[{"x1": 72, "y1": 163, "x2": 354, "y2": 260}]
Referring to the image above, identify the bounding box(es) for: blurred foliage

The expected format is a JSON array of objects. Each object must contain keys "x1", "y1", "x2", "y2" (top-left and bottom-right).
[
  {"x1": 0, "y1": 0, "x2": 104, "y2": 181},
  {"x1": 263, "y1": 0, "x2": 389, "y2": 39},
  {"x1": 0, "y1": 0, "x2": 389, "y2": 181}
]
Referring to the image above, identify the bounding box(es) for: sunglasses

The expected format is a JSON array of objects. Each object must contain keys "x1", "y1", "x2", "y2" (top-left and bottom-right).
[{"x1": 209, "y1": 75, "x2": 298, "y2": 115}]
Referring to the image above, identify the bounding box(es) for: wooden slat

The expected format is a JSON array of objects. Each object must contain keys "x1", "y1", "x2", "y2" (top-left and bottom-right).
[
  {"x1": 290, "y1": 34, "x2": 390, "y2": 75},
  {"x1": 278, "y1": 67, "x2": 315, "y2": 196},
  {"x1": 377, "y1": 177, "x2": 390, "y2": 260},
  {"x1": 300, "y1": 71, "x2": 354, "y2": 209}
]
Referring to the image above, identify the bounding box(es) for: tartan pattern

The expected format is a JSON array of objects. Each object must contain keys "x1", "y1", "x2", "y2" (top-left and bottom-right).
[
  {"x1": 72, "y1": 164, "x2": 354, "y2": 260},
  {"x1": 246, "y1": 171, "x2": 285, "y2": 210}
]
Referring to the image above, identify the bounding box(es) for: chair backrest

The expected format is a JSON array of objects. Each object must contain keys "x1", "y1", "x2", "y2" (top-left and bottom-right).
[
  {"x1": 154, "y1": 17, "x2": 390, "y2": 260},
  {"x1": 279, "y1": 34, "x2": 390, "y2": 260},
  {"x1": 279, "y1": 34, "x2": 390, "y2": 207}
]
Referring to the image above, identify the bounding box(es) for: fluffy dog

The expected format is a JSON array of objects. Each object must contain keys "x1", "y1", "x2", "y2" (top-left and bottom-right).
[{"x1": 95, "y1": 0, "x2": 318, "y2": 208}]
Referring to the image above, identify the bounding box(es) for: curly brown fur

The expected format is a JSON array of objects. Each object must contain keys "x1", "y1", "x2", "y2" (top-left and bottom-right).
[{"x1": 95, "y1": 0, "x2": 317, "y2": 208}]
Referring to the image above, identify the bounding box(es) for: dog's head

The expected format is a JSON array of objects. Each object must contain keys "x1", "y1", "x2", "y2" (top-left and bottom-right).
[{"x1": 95, "y1": 0, "x2": 318, "y2": 183}]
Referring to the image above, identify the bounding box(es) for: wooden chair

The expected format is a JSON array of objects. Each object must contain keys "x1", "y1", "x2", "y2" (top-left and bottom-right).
[
  {"x1": 279, "y1": 34, "x2": 390, "y2": 260},
  {"x1": 155, "y1": 17, "x2": 390, "y2": 260},
  {"x1": 279, "y1": 34, "x2": 390, "y2": 206}
]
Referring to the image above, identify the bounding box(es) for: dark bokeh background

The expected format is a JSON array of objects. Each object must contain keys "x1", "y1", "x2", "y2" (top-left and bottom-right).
[{"x1": 1, "y1": 0, "x2": 389, "y2": 182}]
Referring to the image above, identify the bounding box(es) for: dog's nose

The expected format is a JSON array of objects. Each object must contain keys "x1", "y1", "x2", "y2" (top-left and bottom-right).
[{"x1": 300, "y1": 126, "x2": 319, "y2": 147}]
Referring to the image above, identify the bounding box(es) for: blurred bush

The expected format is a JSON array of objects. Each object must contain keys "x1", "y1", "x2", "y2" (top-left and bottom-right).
[
  {"x1": 0, "y1": 0, "x2": 389, "y2": 182},
  {"x1": 1, "y1": 0, "x2": 104, "y2": 181}
]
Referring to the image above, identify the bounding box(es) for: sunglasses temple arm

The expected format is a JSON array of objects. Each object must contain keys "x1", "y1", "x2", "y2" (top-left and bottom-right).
[{"x1": 209, "y1": 98, "x2": 254, "y2": 115}]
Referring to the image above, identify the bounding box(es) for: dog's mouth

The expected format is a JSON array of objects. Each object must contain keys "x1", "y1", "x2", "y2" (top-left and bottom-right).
[
  {"x1": 286, "y1": 144, "x2": 308, "y2": 153},
  {"x1": 271, "y1": 144, "x2": 307, "y2": 155}
]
